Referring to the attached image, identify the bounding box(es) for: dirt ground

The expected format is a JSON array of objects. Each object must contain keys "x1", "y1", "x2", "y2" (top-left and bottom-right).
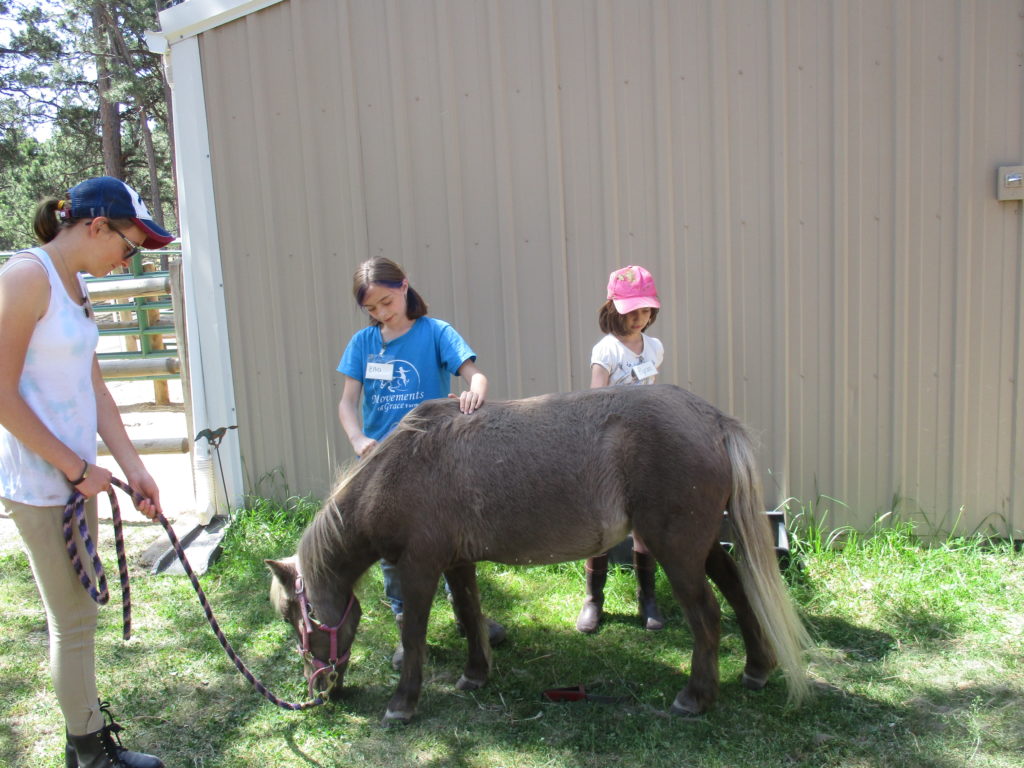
[{"x1": 0, "y1": 378, "x2": 197, "y2": 559}]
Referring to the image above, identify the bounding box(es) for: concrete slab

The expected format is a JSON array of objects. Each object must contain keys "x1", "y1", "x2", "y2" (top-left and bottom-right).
[{"x1": 142, "y1": 515, "x2": 230, "y2": 576}]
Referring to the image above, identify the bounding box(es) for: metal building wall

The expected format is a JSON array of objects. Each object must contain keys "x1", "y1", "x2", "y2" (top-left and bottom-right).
[{"x1": 188, "y1": 0, "x2": 1024, "y2": 537}]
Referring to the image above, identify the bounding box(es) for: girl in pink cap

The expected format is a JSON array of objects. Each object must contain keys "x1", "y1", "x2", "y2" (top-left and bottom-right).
[{"x1": 574, "y1": 265, "x2": 667, "y2": 634}]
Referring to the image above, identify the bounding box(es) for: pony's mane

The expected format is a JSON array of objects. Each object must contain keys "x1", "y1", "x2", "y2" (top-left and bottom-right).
[
  {"x1": 298, "y1": 413, "x2": 434, "y2": 589},
  {"x1": 298, "y1": 495, "x2": 345, "y2": 592},
  {"x1": 332, "y1": 414, "x2": 431, "y2": 494}
]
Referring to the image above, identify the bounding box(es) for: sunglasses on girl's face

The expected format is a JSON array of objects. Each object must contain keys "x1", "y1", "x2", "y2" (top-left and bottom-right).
[{"x1": 109, "y1": 225, "x2": 143, "y2": 261}]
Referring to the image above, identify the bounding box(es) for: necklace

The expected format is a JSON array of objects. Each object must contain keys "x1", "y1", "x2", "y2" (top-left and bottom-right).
[{"x1": 50, "y1": 245, "x2": 91, "y2": 318}]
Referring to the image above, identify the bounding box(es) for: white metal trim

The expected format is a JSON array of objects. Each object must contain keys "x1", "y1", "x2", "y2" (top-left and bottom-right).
[
  {"x1": 157, "y1": 0, "x2": 285, "y2": 44},
  {"x1": 165, "y1": 35, "x2": 244, "y2": 510}
]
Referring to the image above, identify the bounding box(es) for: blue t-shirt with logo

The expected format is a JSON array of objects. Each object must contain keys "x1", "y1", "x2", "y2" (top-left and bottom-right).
[{"x1": 337, "y1": 316, "x2": 476, "y2": 440}]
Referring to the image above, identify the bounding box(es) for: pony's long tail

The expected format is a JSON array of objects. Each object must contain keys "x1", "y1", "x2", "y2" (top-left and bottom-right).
[{"x1": 724, "y1": 421, "x2": 813, "y2": 705}]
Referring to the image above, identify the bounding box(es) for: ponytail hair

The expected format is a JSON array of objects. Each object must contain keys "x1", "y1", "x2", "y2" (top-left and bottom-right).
[
  {"x1": 351, "y1": 257, "x2": 429, "y2": 325},
  {"x1": 32, "y1": 197, "x2": 69, "y2": 244},
  {"x1": 32, "y1": 195, "x2": 136, "y2": 246}
]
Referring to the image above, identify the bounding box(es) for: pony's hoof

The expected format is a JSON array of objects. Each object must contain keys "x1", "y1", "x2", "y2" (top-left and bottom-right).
[
  {"x1": 741, "y1": 671, "x2": 770, "y2": 691},
  {"x1": 643, "y1": 615, "x2": 665, "y2": 631},
  {"x1": 456, "y1": 674, "x2": 486, "y2": 691},
  {"x1": 669, "y1": 693, "x2": 706, "y2": 719},
  {"x1": 381, "y1": 709, "x2": 413, "y2": 726}
]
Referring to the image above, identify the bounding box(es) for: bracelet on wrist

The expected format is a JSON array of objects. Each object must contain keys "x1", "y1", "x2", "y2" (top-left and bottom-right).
[{"x1": 69, "y1": 459, "x2": 89, "y2": 486}]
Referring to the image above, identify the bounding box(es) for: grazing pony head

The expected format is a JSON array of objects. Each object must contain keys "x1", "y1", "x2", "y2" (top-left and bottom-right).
[{"x1": 266, "y1": 555, "x2": 362, "y2": 700}]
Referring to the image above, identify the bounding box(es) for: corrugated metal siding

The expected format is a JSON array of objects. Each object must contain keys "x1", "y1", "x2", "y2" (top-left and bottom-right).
[{"x1": 191, "y1": 0, "x2": 1024, "y2": 537}]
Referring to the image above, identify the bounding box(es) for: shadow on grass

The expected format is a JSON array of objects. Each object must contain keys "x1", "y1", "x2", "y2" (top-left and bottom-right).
[
  {"x1": 809, "y1": 614, "x2": 898, "y2": 662},
  {"x1": 4, "y1": 533, "x2": 1020, "y2": 768},
  {"x1": 0, "y1": 669, "x2": 34, "y2": 768}
]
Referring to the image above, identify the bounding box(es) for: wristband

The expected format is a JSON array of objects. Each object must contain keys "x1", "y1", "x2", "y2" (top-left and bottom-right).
[{"x1": 69, "y1": 459, "x2": 89, "y2": 486}]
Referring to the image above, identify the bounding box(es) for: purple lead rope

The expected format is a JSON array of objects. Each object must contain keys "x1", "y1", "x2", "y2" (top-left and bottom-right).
[
  {"x1": 62, "y1": 477, "x2": 334, "y2": 710},
  {"x1": 62, "y1": 477, "x2": 134, "y2": 639}
]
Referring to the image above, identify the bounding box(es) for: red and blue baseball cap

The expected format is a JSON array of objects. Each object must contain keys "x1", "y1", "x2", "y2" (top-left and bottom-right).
[{"x1": 65, "y1": 176, "x2": 175, "y2": 249}]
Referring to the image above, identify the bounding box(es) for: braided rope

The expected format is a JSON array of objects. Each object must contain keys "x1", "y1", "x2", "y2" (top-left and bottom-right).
[
  {"x1": 64, "y1": 478, "x2": 332, "y2": 710},
  {"x1": 62, "y1": 481, "x2": 131, "y2": 639}
]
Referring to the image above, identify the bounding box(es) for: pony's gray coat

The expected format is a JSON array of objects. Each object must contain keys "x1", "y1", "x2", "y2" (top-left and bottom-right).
[{"x1": 270, "y1": 384, "x2": 812, "y2": 724}]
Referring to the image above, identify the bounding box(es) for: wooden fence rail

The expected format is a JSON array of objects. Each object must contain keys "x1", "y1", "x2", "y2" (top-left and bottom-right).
[{"x1": 87, "y1": 257, "x2": 192, "y2": 457}]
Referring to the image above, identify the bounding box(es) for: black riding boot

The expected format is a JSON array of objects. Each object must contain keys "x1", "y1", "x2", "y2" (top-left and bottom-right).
[
  {"x1": 575, "y1": 554, "x2": 609, "y2": 633},
  {"x1": 634, "y1": 550, "x2": 665, "y2": 631},
  {"x1": 65, "y1": 708, "x2": 164, "y2": 768}
]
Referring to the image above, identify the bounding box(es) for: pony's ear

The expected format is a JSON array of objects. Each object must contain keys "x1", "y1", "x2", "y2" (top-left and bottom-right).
[{"x1": 265, "y1": 557, "x2": 298, "y2": 586}]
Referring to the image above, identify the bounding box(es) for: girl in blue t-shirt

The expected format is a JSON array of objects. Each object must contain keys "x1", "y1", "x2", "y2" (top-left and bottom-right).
[
  {"x1": 337, "y1": 258, "x2": 487, "y2": 455},
  {"x1": 336, "y1": 257, "x2": 504, "y2": 667}
]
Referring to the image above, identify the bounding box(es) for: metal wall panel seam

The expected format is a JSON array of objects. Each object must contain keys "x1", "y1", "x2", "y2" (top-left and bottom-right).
[
  {"x1": 485, "y1": 0, "x2": 524, "y2": 398},
  {"x1": 540, "y1": 0, "x2": 573, "y2": 393},
  {"x1": 238, "y1": 10, "x2": 294, "y2": 489},
  {"x1": 321, "y1": 0, "x2": 372, "y2": 478},
  {"x1": 890, "y1": 0, "x2": 913, "y2": 526},
  {"x1": 384, "y1": 0, "x2": 418, "y2": 272},
  {"x1": 1012, "y1": 192, "x2": 1024, "y2": 537},
  {"x1": 830, "y1": 0, "x2": 848, "y2": 512},
  {"x1": 595, "y1": 0, "x2": 620, "y2": 311},
  {"x1": 948, "y1": 0, "x2": 976, "y2": 531},
  {"x1": 768, "y1": 0, "x2": 790, "y2": 507},
  {"x1": 708, "y1": 0, "x2": 734, "y2": 413},
  {"x1": 652, "y1": 0, "x2": 678, "y2": 396},
  {"x1": 279, "y1": 2, "x2": 323, "y2": 489},
  {"x1": 435, "y1": 0, "x2": 470, "y2": 337},
  {"x1": 1010, "y1": 0, "x2": 1024, "y2": 539},
  {"x1": 287, "y1": 0, "x2": 341, "y2": 488}
]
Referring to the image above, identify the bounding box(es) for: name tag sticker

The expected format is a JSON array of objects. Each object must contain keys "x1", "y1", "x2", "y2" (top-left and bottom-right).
[
  {"x1": 632, "y1": 361, "x2": 658, "y2": 382},
  {"x1": 366, "y1": 361, "x2": 394, "y2": 380}
]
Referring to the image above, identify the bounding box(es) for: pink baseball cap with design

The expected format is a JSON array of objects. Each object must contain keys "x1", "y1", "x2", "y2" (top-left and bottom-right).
[{"x1": 606, "y1": 265, "x2": 660, "y2": 314}]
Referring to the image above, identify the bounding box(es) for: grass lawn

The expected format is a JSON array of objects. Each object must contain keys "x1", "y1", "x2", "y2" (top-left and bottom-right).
[{"x1": 1, "y1": 497, "x2": 1021, "y2": 768}]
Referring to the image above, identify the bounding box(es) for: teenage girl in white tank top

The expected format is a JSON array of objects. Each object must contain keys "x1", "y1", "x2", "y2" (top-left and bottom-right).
[{"x1": 0, "y1": 176, "x2": 173, "y2": 768}]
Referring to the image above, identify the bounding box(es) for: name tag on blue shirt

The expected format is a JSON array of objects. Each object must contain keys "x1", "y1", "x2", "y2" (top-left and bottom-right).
[{"x1": 366, "y1": 360, "x2": 394, "y2": 380}]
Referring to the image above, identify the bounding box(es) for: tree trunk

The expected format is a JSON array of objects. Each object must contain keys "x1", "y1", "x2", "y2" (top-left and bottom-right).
[
  {"x1": 100, "y1": 1, "x2": 175, "y2": 253},
  {"x1": 92, "y1": 3, "x2": 122, "y2": 178},
  {"x1": 139, "y1": 104, "x2": 170, "y2": 267},
  {"x1": 162, "y1": 65, "x2": 178, "y2": 235}
]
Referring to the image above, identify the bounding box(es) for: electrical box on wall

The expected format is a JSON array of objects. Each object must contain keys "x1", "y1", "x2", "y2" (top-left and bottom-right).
[{"x1": 997, "y1": 165, "x2": 1024, "y2": 201}]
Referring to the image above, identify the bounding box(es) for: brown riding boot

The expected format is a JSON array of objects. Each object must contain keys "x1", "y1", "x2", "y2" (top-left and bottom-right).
[
  {"x1": 634, "y1": 551, "x2": 665, "y2": 631},
  {"x1": 575, "y1": 555, "x2": 609, "y2": 633}
]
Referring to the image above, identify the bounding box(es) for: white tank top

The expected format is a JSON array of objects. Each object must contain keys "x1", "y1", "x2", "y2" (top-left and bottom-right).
[{"x1": 0, "y1": 247, "x2": 99, "y2": 506}]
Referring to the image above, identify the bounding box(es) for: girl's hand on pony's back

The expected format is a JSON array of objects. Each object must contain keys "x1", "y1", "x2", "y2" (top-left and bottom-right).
[
  {"x1": 452, "y1": 359, "x2": 487, "y2": 414},
  {"x1": 449, "y1": 390, "x2": 484, "y2": 414},
  {"x1": 352, "y1": 434, "x2": 378, "y2": 458}
]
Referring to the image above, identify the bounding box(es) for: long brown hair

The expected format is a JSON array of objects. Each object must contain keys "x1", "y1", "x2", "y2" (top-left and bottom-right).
[{"x1": 351, "y1": 257, "x2": 429, "y2": 326}]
